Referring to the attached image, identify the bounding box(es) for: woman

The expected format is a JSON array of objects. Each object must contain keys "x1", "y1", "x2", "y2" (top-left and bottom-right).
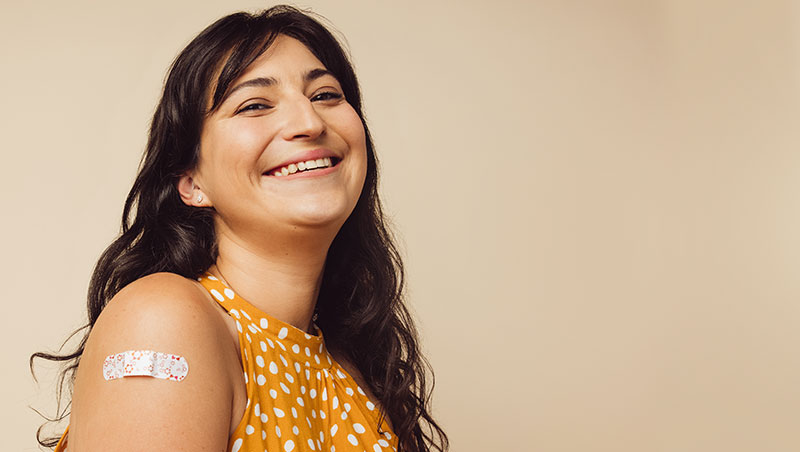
[{"x1": 32, "y1": 5, "x2": 448, "y2": 452}]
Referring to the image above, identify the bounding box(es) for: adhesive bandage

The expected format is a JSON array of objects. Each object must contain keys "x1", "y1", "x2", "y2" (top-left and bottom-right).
[{"x1": 103, "y1": 350, "x2": 189, "y2": 382}]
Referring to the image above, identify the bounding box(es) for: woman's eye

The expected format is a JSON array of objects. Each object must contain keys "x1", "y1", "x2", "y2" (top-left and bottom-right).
[
  {"x1": 236, "y1": 103, "x2": 272, "y2": 114},
  {"x1": 312, "y1": 91, "x2": 343, "y2": 102}
]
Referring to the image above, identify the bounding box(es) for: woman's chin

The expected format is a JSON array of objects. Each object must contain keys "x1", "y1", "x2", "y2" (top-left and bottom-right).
[{"x1": 282, "y1": 202, "x2": 354, "y2": 230}]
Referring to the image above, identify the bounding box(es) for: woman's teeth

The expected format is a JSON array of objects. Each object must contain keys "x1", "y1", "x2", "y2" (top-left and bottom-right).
[{"x1": 271, "y1": 157, "x2": 334, "y2": 177}]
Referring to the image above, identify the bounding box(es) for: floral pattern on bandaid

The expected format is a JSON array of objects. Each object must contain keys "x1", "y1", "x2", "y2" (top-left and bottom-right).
[{"x1": 103, "y1": 350, "x2": 189, "y2": 382}]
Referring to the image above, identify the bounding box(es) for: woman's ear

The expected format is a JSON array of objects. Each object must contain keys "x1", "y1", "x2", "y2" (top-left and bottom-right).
[{"x1": 177, "y1": 173, "x2": 210, "y2": 207}]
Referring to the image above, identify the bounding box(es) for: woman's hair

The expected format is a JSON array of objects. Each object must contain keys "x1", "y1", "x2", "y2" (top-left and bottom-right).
[{"x1": 31, "y1": 5, "x2": 447, "y2": 451}]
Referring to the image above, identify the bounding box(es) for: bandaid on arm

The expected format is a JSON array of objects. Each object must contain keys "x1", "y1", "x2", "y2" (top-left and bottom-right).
[{"x1": 103, "y1": 350, "x2": 189, "y2": 382}]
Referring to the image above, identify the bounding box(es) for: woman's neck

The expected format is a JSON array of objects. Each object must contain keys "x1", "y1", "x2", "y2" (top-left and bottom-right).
[{"x1": 210, "y1": 227, "x2": 330, "y2": 334}]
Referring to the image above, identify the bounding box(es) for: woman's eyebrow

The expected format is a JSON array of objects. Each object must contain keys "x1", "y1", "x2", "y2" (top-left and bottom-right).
[{"x1": 222, "y1": 68, "x2": 336, "y2": 102}]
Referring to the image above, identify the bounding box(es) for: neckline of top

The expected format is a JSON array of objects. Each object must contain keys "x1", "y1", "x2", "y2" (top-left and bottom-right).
[{"x1": 197, "y1": 272, "x2": 327, "y2": 353}]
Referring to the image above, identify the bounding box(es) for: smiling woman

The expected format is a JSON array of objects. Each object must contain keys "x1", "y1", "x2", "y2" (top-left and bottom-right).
[{"x1": 31, "y1": 5, "x2": 448, "y2": 452}]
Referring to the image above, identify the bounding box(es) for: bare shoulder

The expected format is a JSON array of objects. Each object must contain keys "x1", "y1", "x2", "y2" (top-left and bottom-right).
[
  {"x1": 90, "y1": 272, "x2": 222, "y2": 341},
  {"x1": 68, "y1": 272, "x2": 235, "y2": 451}
]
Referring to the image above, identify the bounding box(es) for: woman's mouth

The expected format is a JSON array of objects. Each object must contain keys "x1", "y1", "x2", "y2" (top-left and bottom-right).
[{"x1": 265, "y1": 157, "x2": 340, "y2": 177}]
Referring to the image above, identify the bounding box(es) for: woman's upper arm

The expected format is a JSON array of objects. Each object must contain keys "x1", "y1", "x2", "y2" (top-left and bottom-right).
[{"x1": 68, "y1": 272, "x2": 233, "y2": 452}]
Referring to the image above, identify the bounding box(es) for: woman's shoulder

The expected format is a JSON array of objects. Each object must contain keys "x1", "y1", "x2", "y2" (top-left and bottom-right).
[
  {"x1": 89, "y1": 272, "x2": 225, "y2": 346},
  {"x1": 68, "y1": 271, "x2": 236, "y2": 451}
]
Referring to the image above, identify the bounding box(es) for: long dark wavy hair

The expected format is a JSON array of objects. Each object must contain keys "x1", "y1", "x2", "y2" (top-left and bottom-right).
[{"x1": 31, "y1": 5, "x2": 448, "y2": 452}]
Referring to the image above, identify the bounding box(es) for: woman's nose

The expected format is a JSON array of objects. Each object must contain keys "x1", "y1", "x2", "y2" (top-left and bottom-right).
[{"x1": 281, "y1": 96, "x2": 325, "y2": 141}]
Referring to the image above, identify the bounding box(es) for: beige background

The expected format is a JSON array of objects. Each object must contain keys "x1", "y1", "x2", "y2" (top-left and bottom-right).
[{"x1": 3, "y1": 1, "x2": 800, "y2": 451}]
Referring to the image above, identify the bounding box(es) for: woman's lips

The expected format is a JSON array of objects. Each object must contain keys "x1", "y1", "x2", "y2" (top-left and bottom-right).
[
  {"x1": 266, "y1": 157, "x2": 336, "y2": 177},
  {"x1": 264, "y1": 148, "x2": 338, "y2": 175}
]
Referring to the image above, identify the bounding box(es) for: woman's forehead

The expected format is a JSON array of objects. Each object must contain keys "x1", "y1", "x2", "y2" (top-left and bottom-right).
[
  {"x1": 237, "y1": 34, "x2": 327, "y2": 80},
  {"x1": 207, "y1": 34, "x2": 331, "y2": 110}
]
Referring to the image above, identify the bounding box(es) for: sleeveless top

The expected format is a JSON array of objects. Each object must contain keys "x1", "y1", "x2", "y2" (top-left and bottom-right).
[{"x1": 53, "y1": 272, "x2": 398, "y2": 452}]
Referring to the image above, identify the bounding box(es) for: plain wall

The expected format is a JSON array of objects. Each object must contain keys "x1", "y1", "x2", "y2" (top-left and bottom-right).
[{"x1": 4, "y1": 1, "x2": 800, "y2": 451}]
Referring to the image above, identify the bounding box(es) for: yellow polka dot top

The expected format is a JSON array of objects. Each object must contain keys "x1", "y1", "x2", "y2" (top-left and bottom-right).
[
  {"x1": 53, "y1": 273, "x2": 398, "y2": 452},
  {"x1": 201, "y1": 272, "x2": 398, "y2": 452}
]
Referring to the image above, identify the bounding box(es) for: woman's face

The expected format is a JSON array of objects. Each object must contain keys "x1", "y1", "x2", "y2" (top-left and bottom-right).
[{"x1": 190, "y1": 34, "x2": 368, "y2": 243}]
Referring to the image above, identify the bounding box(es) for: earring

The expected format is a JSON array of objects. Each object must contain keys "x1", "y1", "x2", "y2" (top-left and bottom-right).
[{"x1": 196, "y1": 194, "x2": 203, "y2": 203}]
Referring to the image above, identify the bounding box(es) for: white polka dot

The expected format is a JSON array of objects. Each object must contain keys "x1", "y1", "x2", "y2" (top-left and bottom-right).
[
  {"x1": 320, "y1": 431, "x2": 325, "y2": 442},
  {"x1": 243, "y1": 372, "x2": 248, "y2": 384},
  {"x1": 207, "y1": 275, "x2": 218, "y2": 280},
  {"x1": 310, "y1": 388, "x2": 317, "y2": 398},
  {"x1": 331, "y1": 446, "x2": 335, "y2": 452},
  {"x1": 311, "y1": 409, "x2": 316, "y2": 418},
  {"x1": 345, "y1": 387, "x2": 354, "y2": 396},
  {"x1": 245, "y1": 425, "x2": 255, "y2": 435},
  {"x1": 278, "y1": 327, "x2": 288, "y2": 339},
  {"x1": 296, "y1": 397, "x2": 304, "y2": 406},
  {"x1": 241, "y1": 310, "x2": 251, "y2": 320},
  {"x1": 267, "y1": 338, "x2": 275, "y2": 348},
  {"x1": 341, "y1": 411, "x2": 347, "y2": 420},
  {"x1": 257, "y1": 375, "x2": 266, "y2": 386},
  {"x1": 260, "y1": 341, "x2": 268, "y2": 352},
  {"x1": 291, "y1": 407, "x2": 298, "y2": 418},
  {"x1": 231, "y1": 438, "x2": 243, "y2": 452},
  {"x1": 317, "y1": 439, "x2": 322, "y2": 450},
  {"x1": 245, "y1": 333, "x2": 251, "y2": 343},
  {"x1": 344, "y1": 403, "x2": 351, "y2": 412},
  {"x1": 270, "y1": 389, "x2": 278, "y2": 399},
  {"x1": 332, "y1": 397, "x2": 339, "y2": 409},
  {"x1": 366, "y1": 401, "x2": 375, "y2": 410},
  {"x1": 273, "y1": 407, "x2": 285, "y2": 418},
  {"x1": 254, "y1": 403, "x2": 261, "y2": 416},
  {"x1": 256, "y1": 356, "x2": 265, "y2": 368},
  {"x1": 305, "y1": 347, "x2": 311, "y2": 357},
  {"x1": 383, "y1": 432, "x2": 392, "y2": 440},
  {"x1": 314, "y1": 355, "x2": 321, "y2": 364},
  {"x1": 292, "y1": 344, "x2": 300, "y2": 353},
  {"x1": 306, "y1": 417, "x2": 312, "y2": 428},
  {"x1": 224, "y1": 288, "x2": 235, "y2": 299},
  {"x1": 269, "y1": 362, "x2": 278, "y2": 374},
  {"x1": 378, "y1": 439, "x2": 389, "y2": 447},
  {"x1": 353, "y1": 423, "x2": 366, "y2": 434},
  {"x1": 374, "y1": 445, "x2": 382, "y2": 452},
  {"x1": 320, "y1": 410, "x2": 326, "y2": 419},
  {"x1": 308, "y1": 439, "x2": 316, "y2": 450},
  {"x1": 280, "y1": 382, "x2": 290, "y2": 394},
  {"x1": 300, "y1": 386, "x2": 306, "y2": 394},
  {"x1": 260, "y1": 318, "x2": 269, "y2": 329},
  {"x1": 285, "y1": 373, "x2": 294, "y2": 383},
  {"x1": 260, "y1": 413, "x2": 268, "y2": 423},
  {"x1": 292, "y1": 425, "x2": 299, "y2": 435},
  {"x1": 280, "y1": 355, "x2": 288, "y2": 367},
  {"x1": 305, "y1": 369, "x2": 311, "y2": 379},
  {"x1": 322, "y1": 388, "x2": 328, "y2": 401},
  {"x1": 336, "y1": 369, "x2": 346, "y2": 379},
  {"x1": 284, "y1": 439, "x2": 295, "y2": 452},
  {"x1": 330, "y1": 424, "x2": 338, "y2": 437},
  {"x1": 210, "y1": 289, "x2": 224, "y2": 302},
  {"x1": 248, "y1": 324, "x2": 259, "y2": 334},
  {"x1": 230, "y1": 309, "x2": 241, "y2": 319},
  {"x1": 235, "y1": 321, "x2": 243, "y2": 332},
  {"x1": 276, "y1": 425, "x2": 281, "y2": 437},
  {"x1": 295, "y1": 363, "x2": 302, "y2": 373},
  {"x1": 357, "y1": 386, "x2": 366, "y2": 396},
  {"x1": 277, "y1": 341, "x2": 287, "y2": 351},
  {"x1": 262, "y1": 430, "x2": 267, "y2": 440},
  {"x1": 348, "y1": 434, "x2": 358, "y2": 446}
]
